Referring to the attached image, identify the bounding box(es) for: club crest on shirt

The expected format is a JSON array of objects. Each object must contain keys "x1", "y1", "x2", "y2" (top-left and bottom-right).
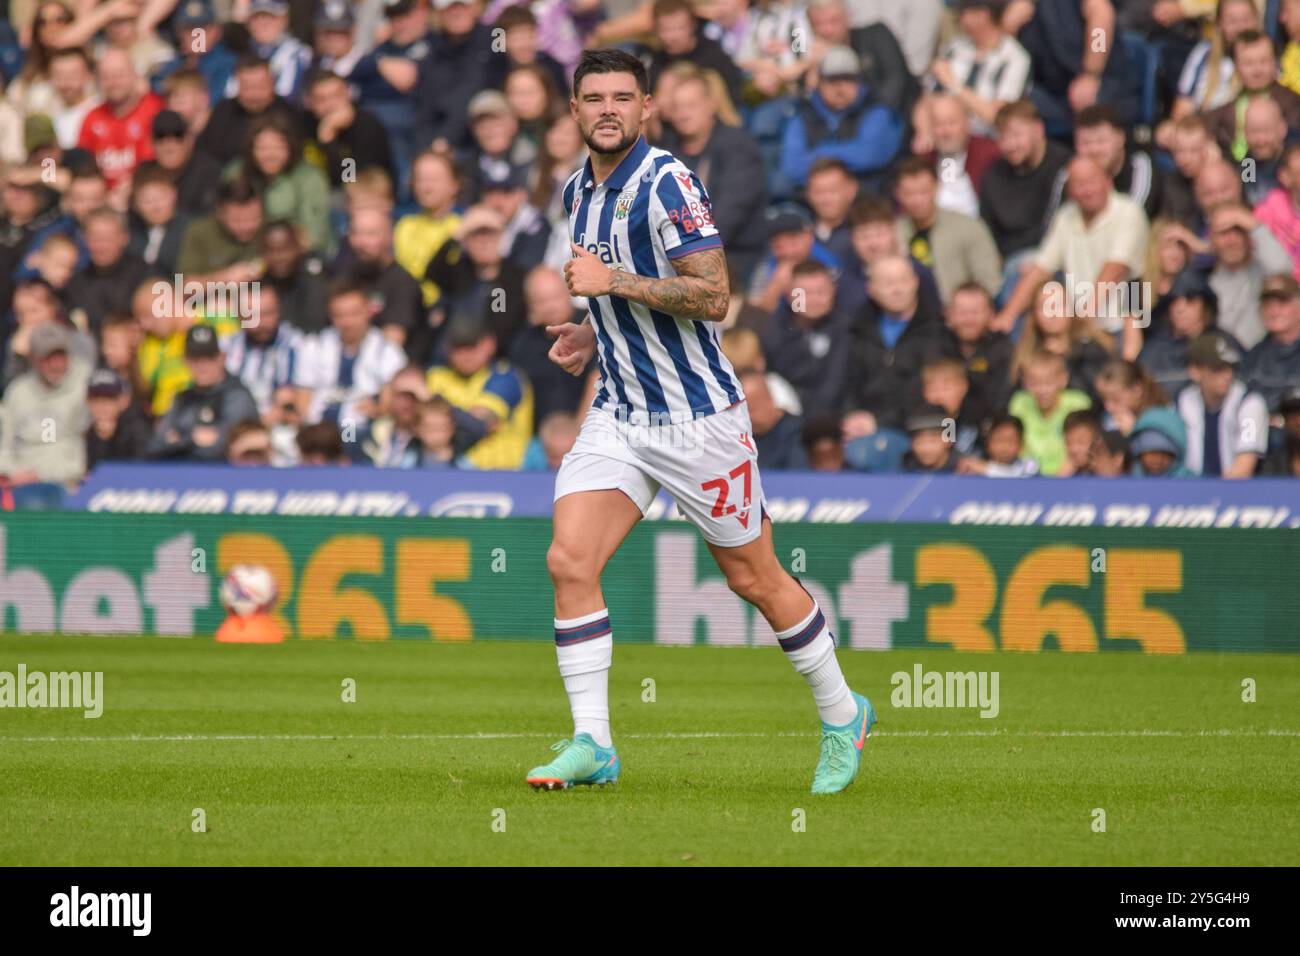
[{"x1": 613, "y1": 189, "x2": 636, "y2": 220}]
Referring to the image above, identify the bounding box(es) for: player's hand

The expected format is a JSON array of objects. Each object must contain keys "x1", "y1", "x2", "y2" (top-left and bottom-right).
[
  {"x1": 546, "y1": 321, "x2": 596, "y2": 376},
  {"x1": 564, "y1": 243, "x2": 613, "y2": 298}
]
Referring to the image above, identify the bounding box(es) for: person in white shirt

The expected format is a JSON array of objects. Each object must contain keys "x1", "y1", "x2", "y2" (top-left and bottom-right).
[{"x1": 1177, "y1": 332, "x2": 1269, "y2": 478}]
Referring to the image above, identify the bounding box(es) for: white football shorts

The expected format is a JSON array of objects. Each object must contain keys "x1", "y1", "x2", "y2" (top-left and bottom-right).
[{"x1": 554, "y1": 400, "x2": 768, "y2": 548}]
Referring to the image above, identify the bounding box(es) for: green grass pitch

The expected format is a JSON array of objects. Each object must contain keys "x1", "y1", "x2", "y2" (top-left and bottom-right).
[{"x1": 1, "y1": 635, "x2": 1296, "y2": 866}]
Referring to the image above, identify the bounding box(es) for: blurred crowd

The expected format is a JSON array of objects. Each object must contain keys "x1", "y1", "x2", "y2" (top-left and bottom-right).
[{"x1": 1, "y1": 0, "x2": 1299, "y2": 501}]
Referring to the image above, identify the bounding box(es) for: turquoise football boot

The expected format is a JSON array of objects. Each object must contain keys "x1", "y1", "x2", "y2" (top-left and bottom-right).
[
  {"x1": 811, "y1": 691, "x2": 875, "y2": 794},
  {"x1": 526, "y1": 733, "x2": 620, "y2": 790}
]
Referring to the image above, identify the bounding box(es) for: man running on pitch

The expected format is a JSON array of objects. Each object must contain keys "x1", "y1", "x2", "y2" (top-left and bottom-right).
[{"x1": 528, "y1": 49, "x2": 873, "y2": 794}]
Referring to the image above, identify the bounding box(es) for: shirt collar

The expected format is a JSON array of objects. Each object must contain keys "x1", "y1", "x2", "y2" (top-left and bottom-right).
[{"x1": 582, "y1": 135, "x2": 651, "y2": 192}]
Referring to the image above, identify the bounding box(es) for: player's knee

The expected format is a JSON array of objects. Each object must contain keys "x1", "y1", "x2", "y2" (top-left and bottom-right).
[
  {"x1": 547, "y1": 539, "x2": 595, "y2": 588},
  {"x1": 723, "y1": 566, "x2": 764, "y2": 603}
]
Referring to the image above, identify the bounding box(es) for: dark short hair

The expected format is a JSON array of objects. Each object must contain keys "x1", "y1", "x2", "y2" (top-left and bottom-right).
[
  {"x1": 1075, "y1": 104, "x2": 1124, "y2": 132},
  {"x1": 791, "y1": 258, "x2": 832, "y2": 280},
  {"x1": 297, "y1": 421, "x2": 345, "y2": 460},
  {"x1": 305, "y1": 67, "x2": 346, "y2": 91},
  {"x1": 895, "y1": 156, "x2": 937, "y2": 183},
  {"x1": 1063, "y1": 409, "x2": 1102, "y2": 435},
  {"x1": 848, "y1": 195, "x2": 895, "y2": 227},
  {"x1": 494, "y1": 4, "x2": 537, "y2": 30},
  {"x1": 1232, "y1": 29, "x2": 1272, "y2": 59},
  {"x1": 327, "y1": 275, "x2": 372, "y2": 303},
  {"x1": 808, "y1": 157, "x2": 854, "y2": 181},
  {"x1": 217, "y1": 176, "x2": 261, "y2": 207},
  {"x1": 950, "y1": 281, "x2": 994, "y2": 307},
  {"x1": 987, "y1": 414, "x2": 1024, "y2": 440},
  {"x1": 572, "y1": 48, "x2": 648, "y2": 99},
  {"x1": 235, "y1": 53, "x2": 271, "y2": 74}
]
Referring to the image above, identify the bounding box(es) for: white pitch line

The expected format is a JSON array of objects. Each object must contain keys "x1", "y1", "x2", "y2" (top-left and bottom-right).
[{"x1": 0, "y1": 729, "x2": 1297, "y2": 743}]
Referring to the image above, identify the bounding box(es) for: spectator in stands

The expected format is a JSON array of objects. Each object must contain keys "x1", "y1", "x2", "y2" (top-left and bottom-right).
[
  {"x1": 740, "y1": 368, "x2": 807, "y2": 470},
  {"x1": 958, "y1": 413, "x2": 1040, "y2": 475},
  {"x1": 759, "y1": 259, "x2": 854, "y2": 420},
  {"x1": 721, "y1": 326, "x2": 803, "y2": 415},
  {"x1": 27, "y1": 233, "x2": 80, "y2": 300},
  {"x1": 1240, "y1": 97, "x2": 1290, "y2": 207},
  {"x1": 413, "y1": 396, "x2": 460, "y2": 469},
  {"x1": 804, "y1": 159, "x2": 859, "y2": 269},
  {"x1": 162, "y1": 68, "x2": 213, "y2": 141},
  {"x1": 801, "y1": 415, "x2": 848, "y2": 471},
  {"x1": 748, "y1": 203, "x2": 839, "y2": 313},
  {"x1": 416, "y1": 0, "x2": 499, "y2": 158},
  {"x1": 1057, "y1": 409, "x2": 1103, "y2": 477},
  {"x1": 490, "y1": 6, "x2": 569, "y2": 96},
  {"x1": 176, "y1": 177, "x2": 265, "y2": 283},
  {"x1": 1088, "y1": 428, "x2": 1130, "y2": 476},
  {"x1": 356, "y1": 364, "x2": 429, "y2": 468},
  {"x1": 510, "y1": 266, "x2": 587, "y2": 426},
  {"x1": 426, "y1": 204, "x2": 529, "y2": 359},
  {"x1": 1243, "y1": 274, "x2": 1300, "y2": 413},
  {"x1": 1177, "y1": 331, "x2": 1269, "y2": 477},
  {"x1": 479, "y1": 164, "x2": 550, "y2": 273},
  {"x1": 803, "y1": 0, "x2": 917, "y2": 116},
  {"x1": 225, "y1": 418, "x2": 275, "y2": 466},
  {"x1": 895, "y1": 157, "x2": 1001, "y2": 301},
  {"x1": 1010, "y1": 285, "x2": 1117, "y2": 396},
  {"x1": 841, "y1": 254, "x2": 947, "y2": 435},
  {"x1": 127, "y1": 164, "x2": 189, "y2": 276},
  {"x1": 1008, "y1": 348, "x2": 1092, "y2": 475},
  {"x1": 902, "y1": 404, "x2": 967, "y2": 474},
  {"x1": 296, "y1": 420, "x2": 351, "y2": 465},
  {"x1": 339, "y1": 205, "x2": 424, "y2": 350},
  {"x1": 1207, "y1": 201, "x2": 1294, "y2": 349},
  {"x1": 3, "y1": 279, "x2": 95, "y2": 387},
  {"x1": 196, "y1": 55, "x2": 307, "y2": 167},
  {"x1": 1139, "y1": 268, "x2": 1235, "y2": 399},
  {"x1": 1140, "y1": 219, "x2": 1198, "y2": 329},
  {"x1": 99, "y1": 310, "x2": 149, "y2": 410},
  {"x1": 5, "y1": 2, "x2": 77, "y2": 116},
  {"x1": 135, "y1": 277, "x2": 241, "y2": 418},
  {"x1": 1017, "y1": 0, "x2": 1135, "y2": 134},
  {"x1": 647, "y1": 0, "x2": 745, "y2": 107},
  {"x1": 996, "y1": 157, "x2": 1150, "y2": 335},
  {"x1": 1256, "y1": 144, "x2": 1300, "y2": 277},
  {"x1": 1162, "y1": 114, "x2": 1217, "y2": 227},
  {"x1": 1206, "y1": 29, "x2": 1300, "y2": 161},
  {"x1": 916, "y1": 0, "x2": 1029, "y2": 140},
  {"x1": 658, "y1": 64, "x2": 769, "y2": 282},
  {"x1": 837, "y1": 194, "x2": 943, "y2": 319},
  {"x1": 65, "y1": 207, "x2": 154, "y2": 335},
  {"x1": 920, "y1": 355, "x2": 982, "y2": 455},
  {"x1": 1094, "y1": 358, "x2": 1170, "y2": 436},
  {"x1": 85, "y1": 368, "x2": 151, "y2": 469},
  {"x1": 943, "y1": 281, "x2": 1014, "y2": 423},
  {"x1": 0, "y1": 321, "x2": 90, "y2": 488},
  {"x1": 302, "y1": 69, "x2": 396, "y2": 206},
  {"x1": 1261, "y1": 386, "x2": 1300, "y2": 475},
  {"x1": 0, "y1": 174, "x2": 62, "y2": 316},
  {"x1": 312, "y1": 1, "x2": 363, "y2": 77},
  {"x1": 1074, "y1": 105, "x2": 1166, "y2": 221},
  {"x1": 245, "y1": 0, "x2": 312, "y2": 103},
  {"x1": 779, "y1": 45, "x2": 903, "y2": 193},
  {"x1": 1162, "y1": 0, "x2": 1259, "y2": 145},
  {"x1": 1128, "y1": 406, "x2": 1193, "y2": 476},
  {"x1": 426, "y1": 313, "x2": 534, "y2": 470},
  {"x1": 77, "y1": 48, "x2": 163, "y2": 195},
  {"x1": 294, "y1": 277, "x2": 407, "y2": 428},
  {"x1": 226, "y1": 112, "x2": 331, "y2": 254},
  {"x1": 259, "y1": 219, "x2": 328, "y2": 335},
  {"x1": 522, "y1": 410, "x2": 579, "y2": 471},
  {"x1": 914, "y1": 93, "x2": 999, "y2": 220},
  {"x1": 503, "y1": 64, "x2": 563, "y2": 152},
  {"x1": 147, "y1": 108, "x2": 221, "y2": 217},
  {"x1": 153, "y1": 0, "x2": 237, "y2": 103},
  {"x1": 224, "y1": 284, "x2": 301, "y2": 417},
  {"x1": 395, "y1": 150, "x2": 462, "y2": 309},
  {"x1": 45, "y1": 48, "x2": 99, "y2": 151}
]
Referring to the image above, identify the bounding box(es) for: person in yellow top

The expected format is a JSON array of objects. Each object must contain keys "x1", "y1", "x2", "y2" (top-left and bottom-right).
[
  {"x1": 133, "y1": 278, "x2": 241, "y2": 416},
  {"x1": 426, "y1": 314, "x2": 533, "y2": 470},
  {"x1": 1282, "y1": 0, "x2": 1300, "y2": 95},
  {"x1": 395, "y1": 150, "x2": 461, "y2": 307}
]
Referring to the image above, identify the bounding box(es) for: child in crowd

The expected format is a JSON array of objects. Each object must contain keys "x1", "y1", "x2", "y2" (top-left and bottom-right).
[{"x1": 1007, "y1": 350, "x2": 1092, "y2": 475}]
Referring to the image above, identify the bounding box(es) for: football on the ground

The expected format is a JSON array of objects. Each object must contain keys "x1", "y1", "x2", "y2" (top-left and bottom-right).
[{"x1": 219, "y1": 564, "x2": 279, "y2": 617}]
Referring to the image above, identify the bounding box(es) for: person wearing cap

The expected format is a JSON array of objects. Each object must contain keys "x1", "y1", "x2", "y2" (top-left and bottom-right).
[
  {"x1": 0, "y1": 320, "x2": 91, "y2": 489},
  {"x1": 246, "y1": 0, "x2": 313, "y2": 103},
  {"x1": 425, "y1": 312, "x2": 534, "y2": 470},
  {"x1": 312, "y1": 0, "x2": 364, "y2": 77},
  {"x1": 4, "y1": 280, "x2": 96, "y2": 389},
  {"x1": 463, "y1": 89, "x2": 539, "y2": 203},
  {"x1": 1127, "y1": 406, "x2": 1193, "y2": 478},
  {"x1": 146, "y1": 323, "x2": 259, "y2": 461},
  {"x1": 86, "y1": 368, "x2": 152, "y2": 470},
  {"x1": 479, "y1": 163, "x2": 550, "y2": 272},
  {"x1": 1138, "y1": 268, "x2": 1240, "y2": 400},
  {"x1": 293, "y1": 277, "x2": 407, "y2": 427},
  {"x1": 1261, "y1": 385, "x2": 1300, "y2": 475},
  {"x1": 899, "y1": 403, "x2": 967, "y2": 473},
  {"x1": 1243, "y1": 273, "x2": 1300, "y2": 414},
  {"x1": 151, "y1": 0, "x2": 238, "y2": 104},
  {"x1": 1207, "y1": 200, "x2": 1294, "y2": 350},
  {"x1": 746, "y1": 202, "x2": 840, "y2": 313},
  {"x1": 1176, "y1": 331, "x2": 1269, "y2": 477},
  {"x1": 147, "y1": 107, "x2": 223, "y2": 217},
  {"x1": 76, "y1": 48, "x2": 164, "y2": 192},
  {"x1": 424, "y1": 203, "x2": 528, "y2": 359},
  {"x1": 779, "y1": 44, "x2": 903, "y2": 193}
]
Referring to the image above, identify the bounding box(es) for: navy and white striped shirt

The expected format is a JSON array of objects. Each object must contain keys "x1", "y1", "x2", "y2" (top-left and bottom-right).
[{"x1": 564, "y1": 135, "x2": 742, "y2": 425}]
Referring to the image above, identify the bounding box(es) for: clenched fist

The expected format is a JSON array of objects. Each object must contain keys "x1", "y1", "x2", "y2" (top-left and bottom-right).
[{"x1": 564, "y1": 243, "x2": 613, "y2": 297}]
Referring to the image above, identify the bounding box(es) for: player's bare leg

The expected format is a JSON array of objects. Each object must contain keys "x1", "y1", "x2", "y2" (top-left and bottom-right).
[
  {"x1": 527, "y1": 489, "x2": 642, "y2": 789},
  {"x1": 708, "y1": 516, "x2": 875, "y2": 793}
]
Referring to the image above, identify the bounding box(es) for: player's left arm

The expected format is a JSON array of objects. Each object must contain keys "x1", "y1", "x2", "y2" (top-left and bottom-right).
[{"x1": 606, "y1": 247, "x2": 731, "y2": 323}]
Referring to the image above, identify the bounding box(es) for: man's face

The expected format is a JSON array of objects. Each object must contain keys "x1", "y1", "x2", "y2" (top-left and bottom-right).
[
  {"x1": 818, "y1": 76, "x2": 858, "y2": 111},
  {"x1": 247, "y1": 289, "x2": 280, "y2": 342},
  {"x1": 1234, "y1": 39, "x2": 1277, "y2": 90},
  {"x1": 315, "y1": 26, "x2": 353, "y2": 59},
  {"x1": 85, "y1": 218, "x2": 127, "y2": 267},
  {"x1": 806, "y1": 170, "x2": 857, "y2": 223},
  {"x1": 49, "y1": 55, "x2": 90, "y2": 102},
  {"x1": 249, "y1": 11, "x2": 287, "y2": 45},
  {"x1": 349, "y1": 212, "x2": 392, "y2": 262},
  {"x1": 930, "y1": 98, "x2": 969, "y2": 155},
  {"x1": 36, "y1": 349, "x2": 69, "y2": 387},
  {"x1": 869, "y1": 259, "x2": 918, "y2": 314},
  {"x1": 97, "y1": 55, "x2": 136, "y2": 105},
  {"x1": 482, "y1": 186, "x2": 525, "y2": 223},
  {"x1": 851, "y1": 221, "x2": 897, "y2": 265},
  {"x1": 153, "y1": 132, "x2": 189, "y2": 169},
  {"x1": 3, "y1": 182, "x2": 39, "y2": 220},
  {"x1": 669, "y1": 80, "x2": 714, "y2": 138},
  {"x1": 1172, "y1": 127, "x2": 1211, "y2": 177},
  {"x1": 1209, "y1": 211, "x2": 1249, "y2": 266},
  {"x1": 307, "y1": 76, "x2": 350, "y2": 118},
  {"x1": 449, "y1": 337, "x2": 494, "y2": 377},
  {"x1": 261, "y1": 227, "x2": 301, "y2": 277},
  {"x1": 526, "y1": 271, "x2": 574, "y2": 327},
  {"x1": 1067, "y1": 161, "x2": 1110, "y2": 216},
  {"x1": 187, "y1": 353, "x2": 224, "y2": 387},
  {"x1": 923, "y1": 371, "x2": 968, "y2": 415},
  {"x1": 463, "y1": 227, "x2": 503, "y2": 265},
  {"x1": 790, "y1": 271, "x2": 834, "y2": 319},
  {"x1": 1190, "y1": 362, "x2": 1235, "y2": 404},
  {"x1": 770, "y1": 229, "x2": 813, "y2": 263},
  {"x1": 168, "y1": 83, "x2": 210, "y2": 126},
  {"x1": 237, "y1": 67, "x2": 275, "y2": 112},
  {"x1": 808, "y1": 3, "x2": 848, "y2": 41},
  {"x1": 946, "y1": 289, "x2": 993, "y2": 342},
  {"x1": 330, "y1": 292, "x2": 372, "y2": 342},
  {"x1": 998, "y1": 117, "x2": 1041, "y2": 168},
  {"x1": 655, "y1": 11, "x2": 696, "y2": 55},
  {"x1": 134, "y1": 182, "x2": 176, "y2": 226},
  {"x1": 472, "y1": 111, "x2": 518, "y2": 155},
  {"x1": 1261, "y1": 294, "x2": 1300, "y2": 340},
  {"x1": 1195, "y1": 164, "x2": 1243, "y2": 211},
  {"x1": 219, "y1": 199, "x2": 264, "y2": 243},
  {"x1": 895, "y1": 173, "x2": 937, "y2": 222},
  {"x1": 412, "y1": 156, "x2": 457, "y2": 212},
  {"x1": 440, "y1": 1, "x2": 478, "y2": 37},
  {"x1": 572, "y1": 70, "x2": 647, "y2": 156},
  {"x1": 1245, "y1": 102, "x2": 1286, "y2": 159},
  {"x1": 1074, "y1": 123, "x2": 1125, "y2": 178}
]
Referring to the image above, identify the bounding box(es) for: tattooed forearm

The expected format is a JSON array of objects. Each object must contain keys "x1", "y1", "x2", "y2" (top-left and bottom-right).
[{"x1": 607, "y1": 248, "x2": 730, "y2": 322}]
